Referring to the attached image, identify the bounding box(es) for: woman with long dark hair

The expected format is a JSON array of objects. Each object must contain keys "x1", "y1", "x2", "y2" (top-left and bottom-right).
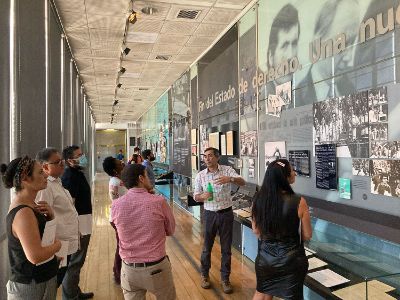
[
  {"x1": 1, "y1": 156, "x2": 61, "y2": 299},
  {"x1": 252, "y1": 159, "x2": 312, "y2": 300}
]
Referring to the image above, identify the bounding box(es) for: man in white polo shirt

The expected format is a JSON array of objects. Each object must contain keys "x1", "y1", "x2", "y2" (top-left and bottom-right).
[
  {"x1": 194, "y1": 147, "x2": 245, "y2": 294},
  {"x1": 35, "y1": 148, "x2": 79, "y2": 289}
]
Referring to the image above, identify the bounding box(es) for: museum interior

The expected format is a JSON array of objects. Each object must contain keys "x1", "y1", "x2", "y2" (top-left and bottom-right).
[{"x1": 1, "y1": 0, "x2": 400, "y2": 299}]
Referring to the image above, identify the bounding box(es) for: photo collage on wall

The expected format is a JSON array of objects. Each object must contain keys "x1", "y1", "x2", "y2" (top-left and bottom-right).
[
  {"x1": 369, "y1": 87, "x2": 388, "y2": 143},
  {"x1": 266, "y1": 81, "x2": 292, "y2": 117},
  {"x1": 313, "y1": 90, "x2": 369, "y2": 158},
  {"x1": 349, "y1": 86, "x2": 400, "y2": 199},
  {"x1": 240, "y1": 131, "x2": 258, "y2": 157}
]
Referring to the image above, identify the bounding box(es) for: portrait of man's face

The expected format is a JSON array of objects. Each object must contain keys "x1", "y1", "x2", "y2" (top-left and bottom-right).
[
  {"x1": 268, "y1": 24, "x2": 299, "y2": 68},
  {"x1": 267, "y1": 4, "x2": 300, "y2": 85},
  {"x1": 313, "y1": 0, "x2": 359, "y2": 80}
]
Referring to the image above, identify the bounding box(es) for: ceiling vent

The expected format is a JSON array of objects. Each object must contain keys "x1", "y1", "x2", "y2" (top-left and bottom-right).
[
  {"x1": 176, "y1": 9, "x2": 201, "y2": 20},
  {"x1": 138, "y1": 88, "x2": 149, "y2": 91},
  {"x1": 155, "y1": 55, "x2": 171, "y2": 61}
]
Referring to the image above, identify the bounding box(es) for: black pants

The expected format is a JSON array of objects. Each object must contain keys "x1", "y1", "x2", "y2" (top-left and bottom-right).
[
  {"x1": 57, "y1": 254, "x2": 72, "y2": 287},
  {"x1": 200, "y1": 208, "x2": 233, "y2": 281},
  {"x1": 62, "y1": 234, "x2": 91, "y2": 300}
]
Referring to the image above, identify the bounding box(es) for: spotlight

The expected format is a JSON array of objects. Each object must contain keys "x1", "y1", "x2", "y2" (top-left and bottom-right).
[
  {"x1": 122, "y1": 47, "x2": 131, "y2": 55},
  {"x1": 128, "y1": 10, "x2": 138, "y2": 24},
  {"x1": 141, "y1": 7, "x2": 158, "y2": 15},
  {"x1": 117, "y1": 83, "x2": 122, "y2": 88},
  {"x1": 119, "y1": 67, "x2": 126, "y2": 74}
]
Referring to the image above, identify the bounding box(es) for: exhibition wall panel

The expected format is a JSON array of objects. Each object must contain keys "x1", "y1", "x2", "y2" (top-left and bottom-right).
[
  {"x1": 198, "y1": 26, "x2": 239, "y2": 121},
  {"x1": 239, "y1": 6, "x2": 258, "y2": 184},
  {"x1": 172, "y1": 71, "x2": 191, "y2": 177},
  {"x1": 138, "y1": 91, "x2": 170, "y2": 166},
  {"x1": 256, "y1": 0, "x2": 400, "y2": 217}
]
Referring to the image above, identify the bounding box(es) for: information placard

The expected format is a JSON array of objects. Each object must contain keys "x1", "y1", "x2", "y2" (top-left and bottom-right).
[
  {"x1": 315, "y1": 144, "x2": 337, "y2": 190},
  {"x1": 288, "y1": 150, "x2": 310, "y2": 177}
]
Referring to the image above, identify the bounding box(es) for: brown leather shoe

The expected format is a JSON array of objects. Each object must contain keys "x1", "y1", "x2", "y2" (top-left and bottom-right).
[
  {"x1": 201, "y1": 276, "x2": 211, "y2": 289},
  {"x1": 222, "y1": 280, "x2": 233, "y2": 294}
]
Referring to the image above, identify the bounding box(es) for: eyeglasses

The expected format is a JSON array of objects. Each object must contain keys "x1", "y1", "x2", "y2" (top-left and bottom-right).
[{"x1": 47, "y1": 159, "x2": 64, "y2": 166}]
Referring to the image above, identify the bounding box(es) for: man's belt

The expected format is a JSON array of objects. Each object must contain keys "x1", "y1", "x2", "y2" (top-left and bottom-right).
[{"x1": 123, "y1": 256, "x2": 166, "y2": 268}]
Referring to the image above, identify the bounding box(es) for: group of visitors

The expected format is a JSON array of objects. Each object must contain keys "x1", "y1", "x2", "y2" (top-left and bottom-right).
[
  {"x1": 2, "y1": 144, "x2": 312, "y2": 300},
  {"x1": 1, "y1": 145, "x2": 94, "y2": 300},
  {"x1": 104, "y1": 146, "x2": 311, "y2": 300}
]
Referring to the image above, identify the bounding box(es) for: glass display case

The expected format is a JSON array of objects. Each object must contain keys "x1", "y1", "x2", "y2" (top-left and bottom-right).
[{"x1": 233, "y1": 212, "x2": 400, "y2": 299}]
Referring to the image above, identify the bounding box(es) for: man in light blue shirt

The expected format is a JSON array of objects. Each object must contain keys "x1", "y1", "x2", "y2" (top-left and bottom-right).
[{"x1": 142, "y1": 149, "x2": 156, "y2": 187}]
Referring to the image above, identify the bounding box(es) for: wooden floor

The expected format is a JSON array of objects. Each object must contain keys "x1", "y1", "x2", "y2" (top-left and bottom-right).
[{"x1": 58, "y1": 173, "x2": 257, "y2": 300}]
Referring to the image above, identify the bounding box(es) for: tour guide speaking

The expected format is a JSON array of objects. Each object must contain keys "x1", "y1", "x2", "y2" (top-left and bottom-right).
[{"x1": 194, "y1": 147, "x2": 245, "y2": 294}]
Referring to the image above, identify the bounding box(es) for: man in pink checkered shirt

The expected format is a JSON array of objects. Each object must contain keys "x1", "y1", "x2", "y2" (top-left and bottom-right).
[{"x1": 111, "y1": 164, "x2": 176, "y2": 300}]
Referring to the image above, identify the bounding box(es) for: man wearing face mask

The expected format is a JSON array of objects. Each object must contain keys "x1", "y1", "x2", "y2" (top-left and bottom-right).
[
  {"x1": 142, "y1": 149, "x2": 156, "y2": 188},
  {"x1": 61, "y1": 145, "x2": 94, "y2": 300}
]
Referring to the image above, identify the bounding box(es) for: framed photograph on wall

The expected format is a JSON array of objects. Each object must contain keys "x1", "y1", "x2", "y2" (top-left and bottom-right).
[
  {"x1": 191, "y1": 145, "x2": 197, "y2": 156},
  {"x1": 221, "y1": 134, "x2": 227, "y2": 155},
  {"x1": 191, "y1": 156, "x2": 198, "y2": 170},
  {"x1": 240, "y1": 131, "x2": 258, "y2": 157},
  {"x1": 226, "y1": 131, "x2": 234, "y2": 155},
  {"x1": 265, "y1": 141, "x2": 286, "y2": 167},
  {"x1": 209, "y1": 132, "x2": 220, "y2": 150},
  {"x1": 191, "y1": 128, "x2": 197, "y2": 144}
]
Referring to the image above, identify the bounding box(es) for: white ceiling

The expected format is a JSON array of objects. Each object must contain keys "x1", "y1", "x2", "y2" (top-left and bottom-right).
[{"x1": 55, "y1": 0, "x2": 253, "y2": 123}]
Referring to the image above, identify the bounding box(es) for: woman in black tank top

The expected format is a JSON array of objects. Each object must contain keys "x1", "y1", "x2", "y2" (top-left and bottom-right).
[
  {"x1": 251, "y1": 159, "x2": 312, "y2": 300},
  {"x1": 1, "y1": 156, "x2": 61, "y2": 300}
]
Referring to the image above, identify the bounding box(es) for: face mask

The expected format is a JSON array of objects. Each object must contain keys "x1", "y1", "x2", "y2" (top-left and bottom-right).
[{"x1": 77, "y1": 154, "x2": 88, "y2": 168}]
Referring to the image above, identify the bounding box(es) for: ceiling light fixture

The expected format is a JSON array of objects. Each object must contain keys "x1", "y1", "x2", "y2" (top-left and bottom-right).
[
  {"x1": 141, "y1": 7, "x2": 157, "y2": 15},
  {"x1": 113, "y1": 99, "x2": 119, "y2": 106},
  {"x1": 117, "y1": 83, "x2": 122, "y2": 88},
  {"x1": 119, "y1": 67, "x2": 126, "y2": 74},
  {"x1": 128, "y1": 10, "x2": 138, "y2": 24},
  {"x1": 122, "y1": 46, "x2": 131, "y2": 55}
]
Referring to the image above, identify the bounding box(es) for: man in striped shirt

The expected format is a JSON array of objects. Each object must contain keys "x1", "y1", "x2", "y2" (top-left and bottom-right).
[{"x1": 194, "y1": 147, "x2": 245, "y2": 294}]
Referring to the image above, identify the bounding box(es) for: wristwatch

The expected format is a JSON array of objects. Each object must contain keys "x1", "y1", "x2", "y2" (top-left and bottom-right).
[{"x1": 230, "y1": 177, "x2": 234, "y2": 183}]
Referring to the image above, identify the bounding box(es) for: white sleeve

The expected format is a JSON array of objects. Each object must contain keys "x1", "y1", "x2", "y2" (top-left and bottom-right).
[{"x1": 35, "y1": 187, "x2": 55, "y2": 207}]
